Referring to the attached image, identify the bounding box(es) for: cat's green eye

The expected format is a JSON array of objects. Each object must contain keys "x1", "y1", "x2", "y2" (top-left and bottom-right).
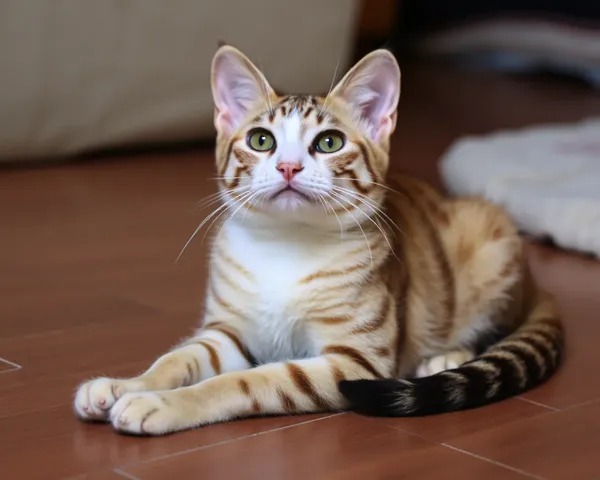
[
  {"x1": 314, "y1": 131, "x2": 345, "y2": 154},
  {"x1": 247, "y1": 129, "x2": 276, "y2": 152}
]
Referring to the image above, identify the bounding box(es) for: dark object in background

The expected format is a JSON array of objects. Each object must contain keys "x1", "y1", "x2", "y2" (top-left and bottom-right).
[{"x1": 391, "y1": 0, "x2": 600, "y2": 86}]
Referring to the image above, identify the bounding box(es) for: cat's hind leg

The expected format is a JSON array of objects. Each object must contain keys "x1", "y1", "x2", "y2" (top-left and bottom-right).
[
  {"x1": 74, "y1": 323, "x2": 253, "y2": 421},
  {"x1": 414, "y1": 349, "x2": 475, "y2": 378}
]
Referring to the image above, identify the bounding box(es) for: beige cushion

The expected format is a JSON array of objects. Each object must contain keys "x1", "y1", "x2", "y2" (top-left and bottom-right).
[{"x1": 0, "y1": 0, "x2": 359, "y2": 161}]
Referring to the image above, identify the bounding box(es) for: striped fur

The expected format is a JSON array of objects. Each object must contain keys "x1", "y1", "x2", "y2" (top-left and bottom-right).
[{"x1": 73, "y1": 46, "x2": 564, "y2": 435}]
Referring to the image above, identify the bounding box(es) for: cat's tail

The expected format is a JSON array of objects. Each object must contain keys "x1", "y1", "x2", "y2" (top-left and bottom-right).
[{"x1": 338, "y1": 295, "x2": 564, "y2": 417}]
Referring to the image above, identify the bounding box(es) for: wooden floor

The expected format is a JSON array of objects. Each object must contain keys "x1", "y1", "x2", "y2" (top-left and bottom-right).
[{"x1": 2, "y1": 62, "x2": 600, "y2": 480}]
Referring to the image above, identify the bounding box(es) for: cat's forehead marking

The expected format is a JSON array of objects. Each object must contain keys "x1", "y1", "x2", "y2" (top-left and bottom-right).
[
  {"x1": 250, "y1": 95, "x2": 340, "y2": 133},
  {"x1": 283, "y1": 111, "x2": 302, "y2": 142}
]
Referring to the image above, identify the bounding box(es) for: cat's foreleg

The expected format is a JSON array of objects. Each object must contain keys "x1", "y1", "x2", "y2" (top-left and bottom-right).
[
  {"x1": 109, "y1": 346, "x2": 387, "y2": 435},
  {"x1": 74, "y1": 323, "x2": 253, "y2": 421}
]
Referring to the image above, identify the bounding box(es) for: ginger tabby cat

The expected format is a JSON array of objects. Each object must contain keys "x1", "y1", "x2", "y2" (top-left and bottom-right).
[{"x1": 74, "y1": 46, "x2": 564, "y2": 435}]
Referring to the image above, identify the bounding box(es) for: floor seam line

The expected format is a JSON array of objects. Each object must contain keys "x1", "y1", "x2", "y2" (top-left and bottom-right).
[
  {"x1": 113, "y1": 468, "x2": 142, "y2": 480},
  {"x1": 517, "y1": 396, "x2": 559, "y2": 411},
  {"x1": 116, "y1": 412, "x2": 344, "y2": 468},
  {"x1": 440, "y1": 443, "x2": 547, "y2": 480},
  {"x1": 0, "y1": 356, "x2": 23, "y2": 372}
]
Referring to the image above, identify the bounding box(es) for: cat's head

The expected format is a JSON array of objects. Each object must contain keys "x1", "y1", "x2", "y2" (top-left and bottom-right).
[{"x1": 210, "y1": 46, "x2": 400, "y2": 229}]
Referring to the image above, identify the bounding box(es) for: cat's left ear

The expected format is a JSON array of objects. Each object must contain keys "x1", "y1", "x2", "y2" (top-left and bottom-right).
[
  {"x1": 211, "y1": 46, "x2": 275, "y2": 135},
  {"x1": 331, "y1": 49, "x2": 400, "y2": 142}
]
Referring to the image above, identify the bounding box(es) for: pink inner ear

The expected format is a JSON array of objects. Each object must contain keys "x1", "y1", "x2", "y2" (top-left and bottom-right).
[
  {"x1": 365, "y1": 72, "x2": 397, "y2": 122},
  {"x1": 215, "y1": 107, "x2": 235, "y2": 134},
  {"x1": 212, "y1": 54, "x2": 269, "y2": 134},
  {"x1": 336, "y1": 54, "x2": 400, "y2": 141}
]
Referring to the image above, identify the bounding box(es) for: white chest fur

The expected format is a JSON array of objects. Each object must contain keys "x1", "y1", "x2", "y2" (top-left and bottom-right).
[{"x1": 222, "y1": 222, "x2": 342, "y2": 363}]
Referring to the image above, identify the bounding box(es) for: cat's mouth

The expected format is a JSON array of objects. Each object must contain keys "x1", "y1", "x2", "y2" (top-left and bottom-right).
[{"x1": 270, "y1": 186, "x2": 312, "y2": 202}]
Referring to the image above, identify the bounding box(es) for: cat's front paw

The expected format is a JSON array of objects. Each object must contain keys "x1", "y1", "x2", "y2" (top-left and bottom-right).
[
  {"x1": 110, "y1": 392, "x2": 180, "y2": 435},
  {"x1": 74, "y1": 377, "x2": 143, "y2": 421}
]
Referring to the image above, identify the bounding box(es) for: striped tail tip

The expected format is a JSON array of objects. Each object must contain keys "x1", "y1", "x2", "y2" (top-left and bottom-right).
[
  {"x1": 340, "y1": 371, "x2": 500, "y2": 417},
  {"x1": 339, "y1": 378, "x2": 420, "y2": 417}
]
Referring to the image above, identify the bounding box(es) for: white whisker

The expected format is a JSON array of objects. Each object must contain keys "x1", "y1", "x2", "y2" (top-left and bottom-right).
[
  {"x1": 330, "y1": 189, "x2": 400, "y2": 263},
  {"x1": 332, "y1": 185, "x2": 404, "y2": 237},
  {"x1": 176, "y1": 190, "x2": 254, "y2": 262},
  {"x1": 256, "y1": 59, "x2": 274, "y2": 115},
  {"x1": 214, "y1": 190, "x2": 264, "y2": 242},
  {"x1": 322, "y1": 57, "x2": 341, "y2": 114},
  {"x1": 201, "y1": 190, "x2": 256, "y2": 244},
  {"x1": 315, "y1": 192, "x2": 344, "y2": 241},
  {"x1": 339, "y1": 177, "x2": 408, "y2": 198},
  {"x1": 327, "y1": 195, "x2": 373, "y2": 267},
  {"x1": 194, "y1": 185, "x2": 251, "y2": 211}
]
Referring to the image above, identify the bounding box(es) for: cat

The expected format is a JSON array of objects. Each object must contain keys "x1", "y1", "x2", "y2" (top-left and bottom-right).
[{"x1": 73, "y1": 46, "x2": 564, "y2": 435}]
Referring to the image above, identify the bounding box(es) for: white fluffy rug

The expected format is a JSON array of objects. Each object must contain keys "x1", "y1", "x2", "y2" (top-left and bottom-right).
[{"x1": 439, "y1": 117, "x2": 600, "y2": 258}]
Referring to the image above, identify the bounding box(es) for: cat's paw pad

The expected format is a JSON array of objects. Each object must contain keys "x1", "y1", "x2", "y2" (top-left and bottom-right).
[
  {"x1": 74, "y1": 377, "x2": 140, "y2": 421},
  {"x1": 111, "y1": 392, "x2": 177, "y2": 435},
  {"x1": 415, "y1": 350, "x2": 474, "y2": 377}
]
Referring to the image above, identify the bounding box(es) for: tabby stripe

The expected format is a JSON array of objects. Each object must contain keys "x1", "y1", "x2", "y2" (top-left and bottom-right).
[
  {"x1": 205, "y1": 325, "x2": 256, "y2": 366},
  {"x1": 492, "y1": 340, "x2": 545, "y2": 380},
  {"x1": 303, "y1": 107, "x2": 313, "y2": 118},
  {"x1": 191, "y1": 357, "x2": 201, "y2": 379},
  {"x1": 389, "y1": 219, "x2": 409, "y2": 375},
  {"x1": 525, "y1": 322, "x2": 563, "y2": 341},
  {"x1": 492, "y1": 345, "x2": 533, "y2": 388},
  {"x1": 185, "y1": 362, "x2": 194, "y2": 384},
  {"x1": 286, "y1": 363, "x2": 328, "y2": 409},
  {"x1": 220, "y1": 137, "x2": 235, "y2": 177},
  {"x1": 332, "y1": 202, "x2": 359, "y2": 214},
  {"x1": 338, "y1": 168, "x2": 370, "y2": 195},
  {"x1": 375, "y1": 346, "x2": 391, "y2": 357},
  {"x1": 311, "y1": 316, "x2": 353, "y2": 325},
  {"x1": 277, "y1": 388, "x2": 297, "y2": 413},
  {"x1": 330, "y1": 363, "x2": 345, "y2": 383},
  {"x1": 216, "y1": 245, "x2": 254, "y2": 281},
  {"x1": 357, "y1": 141, "x2": 379, "y2": 188},
  {"x1": 330, "y1": 151, "x2": 360, "y2": 173},
  {"x1": 209, "y1": 282, "x2": 246, "y2": 319},
  {"x1": 140, "y1": 408, "x2": 159, "y2": 434},
  {"x1": 299, "y1": 262, "x2": 367, "y2": 284},
  {"x1": 226, "y1": 165, "x2": 248, "y2": 190},
  {"x1": 323, "y1": 345, "x2": 384, "y2": 379},
  {"x1": 352, "y1": 294, "x2": 391, "y2": 334},
  {"x1": 394, "y1": 183, "x2": 455, "y2": 331},
  {"x1": 516, "y1": 335, "x2": 554, "y2": 375},
  {"x1": 199, "y1": 341, "x2": 222, "y2": 374},
  {"x1": 211, "y1": 261, "x2": 243, "y2": 292},
  {"x1": 520, "y1": 331, "x2": 557, "y2": 355},
  {"x1": 239, "y1": 379, "x2": 261, "y2": 413},
  {"x1": 531, "y1": 330, "x2": 563, "y2": 365},
  {"x1": 342, "y1": 234, "x2": 386, "y2": 259},
  {"x1": 309, "y1": 303, "x2": 353, "y2": 316},
  {"x1": 233, "y1": 147, "x2": 259, "y2": 166}
]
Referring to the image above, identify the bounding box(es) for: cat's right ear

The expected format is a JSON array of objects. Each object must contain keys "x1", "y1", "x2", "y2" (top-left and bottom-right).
[{"x1": 211, "y1": 46, "x2": 274, "y2": 135}]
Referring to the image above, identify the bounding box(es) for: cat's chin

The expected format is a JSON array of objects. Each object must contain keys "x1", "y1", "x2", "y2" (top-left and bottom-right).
[
  {"x1": 266, "y1": 187, "x2": 314, "y2": 213},
  {"x1": 271, "y1": 190, "x2": 310, "y2": 211}
]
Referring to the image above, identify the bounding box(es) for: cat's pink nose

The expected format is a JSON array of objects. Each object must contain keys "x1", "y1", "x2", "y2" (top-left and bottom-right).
[{"x1": 276, "y1": 162, "x2": 304, "y2": 181}]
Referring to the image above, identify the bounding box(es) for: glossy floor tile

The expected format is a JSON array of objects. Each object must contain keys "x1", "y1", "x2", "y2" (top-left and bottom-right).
[{"x1": 2, "y1": 61, "x2": 600, "y2": 479}]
